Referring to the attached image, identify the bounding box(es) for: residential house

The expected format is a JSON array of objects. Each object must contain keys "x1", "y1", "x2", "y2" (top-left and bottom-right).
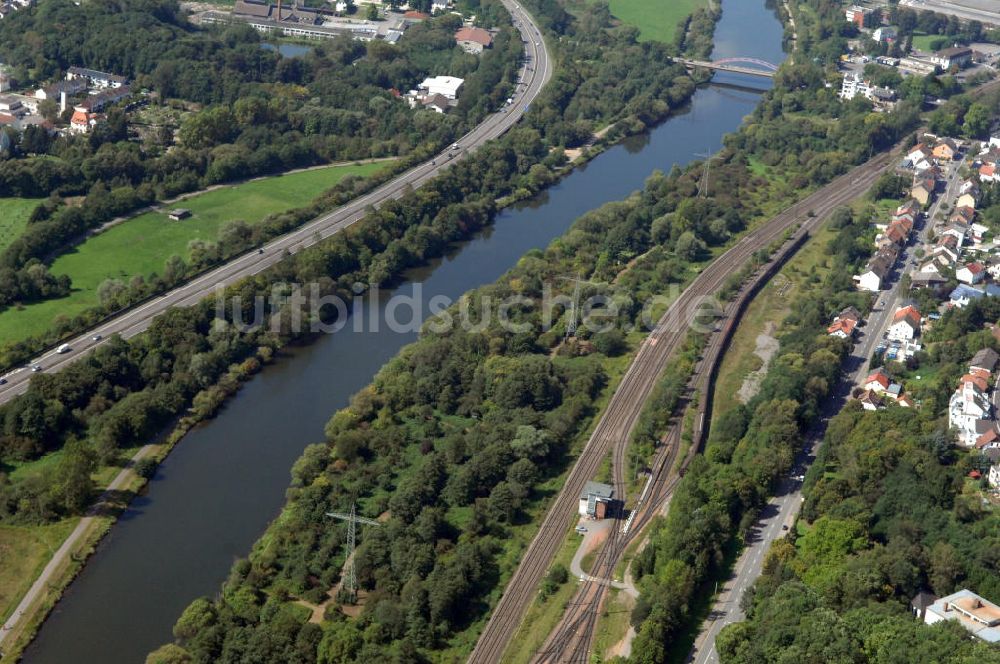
[
  {"x1": 840, "y1": 72, "x2": 872, "y2": 100},
  {"x1": 930, "y1": 46, "x2": 973, "y2": 70},
  {"x1": 34, "y1": 78, "x2": 86, "y2": 102},
  {"x1": 887, "y1": 305, "x2": 921, "y2": 342},
  {"x1": 897, "y1": 198, "x2": 922, "y2": 217},
  {"x1": 420, "y1": 94, "x2": 450, "y2": 113},
  {"x1": 827, "y1": 317, "x2": 857, "y2": 339},
  {"x1": 934, "y1": 234, "x2": 961, "y2": 263},
  {"x1": 865, "y1": 368, "x2": 891, "y2": 393},
  {"x1": 906, "y1": 144, "x2": 931, "y2": 168},
  {"x1": 859, "y1": 389, "x2": 884, "y2": 411},
  {"x1": 419, "y1": 75, "x2": 464, "y2": 99},
  {"x1": 837, "y1": 306, "x2": 862, "y2": 323},
  {"x1": 933, "y1": 138, "x2": 959, "y2": 161},
  {"x1": 970, "y1": 348, "x2": 999, "y2": 374},
  {"x1": 957, "y1": 192, "x2": 978, "y2": 210},
  {"x1": 923, "y1": 589, "x2": 1000, "y2": 643},
  {"x1": 578, "y1": 481, "x2": 613, "y2": 519},
  {"x1": 957, "y1": 262, "x2": 986, "y2": 285},
  {"x1": 65, "y1": 66, "x2": 126, "y2": 89},
  {"x1": 949, "y1": 381, "x2": 992, "y2": 446},
  {"x1": 990, "y1": 463, "x2": 1000, "y2": 489},
  {"x1": 951, "y1": 284, "x2": 987, "y2": 308},
  {"x1": 454, "y1": 26, "x2": 492, "y2": 54},
  {"x1": 845, "y1": 5, "x2": 872, "y2": 27},
  {"x1": 980, "y1": 162, "x2": 1000, "y2": 183},
  {"x1": 910, "y1": 181, "x2": 932, "y2": 206},
  {"x1": 911, "y1": 272, "x2": 947, "y2": 289},
  {"x1": 976, "y1": 427, "x2": 1000, "y2": 451},
  {"x1": 69, "y1": 105, "x2": 100, "y2": 134},
  {"x1": 856, "y1": 245, "x2": 898, "y2": 292},
  {"x1": 950, "y1": 206, "x2": 975, "y2": 226}
]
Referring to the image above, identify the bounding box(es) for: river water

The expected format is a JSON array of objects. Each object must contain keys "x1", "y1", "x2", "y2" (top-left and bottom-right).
[{"x1": 23, "y1": 3, "x2": 784, "y2": 662}]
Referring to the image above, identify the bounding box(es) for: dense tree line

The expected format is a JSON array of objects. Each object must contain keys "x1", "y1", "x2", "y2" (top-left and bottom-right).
[{"x1": 715, "y1": 302, "x2": 1000, "y2": 663}]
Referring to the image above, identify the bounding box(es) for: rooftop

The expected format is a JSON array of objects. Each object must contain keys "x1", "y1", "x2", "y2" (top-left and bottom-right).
[{"x1": 580, "y1": 480, "x2": 613, "y2": 501}]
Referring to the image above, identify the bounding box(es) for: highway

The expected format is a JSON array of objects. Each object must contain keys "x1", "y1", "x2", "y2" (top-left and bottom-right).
[
  {"x1": 686, "y1": 156, "x2": 968, "y2": 664},
  {"x1": 0, "y1": 0, "x2": 552, "y2": 407},
  {"x1": 469, "y1": 147, "x2": 898, "y2": 664}
]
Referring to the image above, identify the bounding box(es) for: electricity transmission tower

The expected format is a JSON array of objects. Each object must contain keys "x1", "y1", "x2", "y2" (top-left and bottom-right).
[
  {"x1": 326, "y1": 504, "x2": 380, "y2": 601},
  {"x1": 694, "y1": 150, "x2": 721, "y2": 197}
]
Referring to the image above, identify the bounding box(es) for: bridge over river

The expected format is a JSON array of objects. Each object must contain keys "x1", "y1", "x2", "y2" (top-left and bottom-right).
[{"x1": 676, "y1": 57, "x2": 779, "y2": 78}]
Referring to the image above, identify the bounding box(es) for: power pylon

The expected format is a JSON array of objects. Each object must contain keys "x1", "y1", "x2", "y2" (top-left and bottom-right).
[
  {"x1": 694, "y1": 150, "x2": 721, "y2": 198},
  {"x1": 326, "y1": 504, "x2": 380, "y2": 600}
]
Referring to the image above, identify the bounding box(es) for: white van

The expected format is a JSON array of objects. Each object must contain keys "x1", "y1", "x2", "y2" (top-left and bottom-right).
[{"x1": 57, "y1": 343, "x2": 71, "y2": 354}]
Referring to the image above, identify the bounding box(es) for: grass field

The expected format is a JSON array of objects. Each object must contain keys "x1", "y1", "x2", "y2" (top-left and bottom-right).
[
  {"x1": 710, "y1": 220, "x2": 840, "y2": 428},
  {"x1": 607, "y1": 0, "x2": 707, "y2": 42},
  {"x1": 0, "y1": 161, "x2": 392, "y2": 348},
  {"x1": 0, "y1": 198, "x2": 42, "y2": 254},
  {"x1": 0, "y1": 521, "x2": 77, "y2": 624},
  {"x1": 910, "y1": 32, "x2": 943, "y2": 53}
]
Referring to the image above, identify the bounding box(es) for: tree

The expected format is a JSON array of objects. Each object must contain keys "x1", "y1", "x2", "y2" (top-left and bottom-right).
[
  {"x1": 46, "y1": 439, "x2": 97, "y2": 514},
  {"x1": 962, "y1": 102, "x2": 990, "y2": 139}
]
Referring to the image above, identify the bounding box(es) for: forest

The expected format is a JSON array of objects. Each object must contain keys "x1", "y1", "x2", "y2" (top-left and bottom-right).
[{"x1": 715, "y1": 298, "x2": 1000, "y2": 663}]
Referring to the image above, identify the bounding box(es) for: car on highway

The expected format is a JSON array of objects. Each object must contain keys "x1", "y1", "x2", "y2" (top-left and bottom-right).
[
  {"x1": 92, "y1": 334, "x2": 102, "y2": 342},
  {"x1": 31, "y1": 365, "x2": 42, "y2": 372},
  {"x1": 57, "y1": 343, "x2": 71, "y2": 354},
  {"x1": 0, "y1": 377, "x2": 6, "y2": 385}
]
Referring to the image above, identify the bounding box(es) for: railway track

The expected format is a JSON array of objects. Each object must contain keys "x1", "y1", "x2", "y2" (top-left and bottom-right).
[{"x1": 469, "y1": 147, "x2": 896, "y2": 664}]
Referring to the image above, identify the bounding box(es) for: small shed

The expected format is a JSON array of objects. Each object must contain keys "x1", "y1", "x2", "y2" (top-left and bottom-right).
[{"x1": 168, "y1": 208, "x2": 192, "y2": 221}]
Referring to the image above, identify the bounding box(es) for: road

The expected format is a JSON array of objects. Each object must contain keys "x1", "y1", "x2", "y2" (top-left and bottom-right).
[
  {"x1": 0, "y1": 0, "x2": 552, "y2": 407},
  {"x1": 686, "y1": 156, "x2": 968, "y2": 664},
  {"x1": 469, "y1": 147, "x2": 898, "y2": 664}
]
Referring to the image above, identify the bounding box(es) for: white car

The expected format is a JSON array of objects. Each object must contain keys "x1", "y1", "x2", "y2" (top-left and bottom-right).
[{"x1": 574, "y1": 525, "x2": 587, "y2": 533}]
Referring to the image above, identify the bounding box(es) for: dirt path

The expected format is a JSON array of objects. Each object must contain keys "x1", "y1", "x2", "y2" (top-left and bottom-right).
[{"x1": 736, "y1": 321, "x2": 779, "y2": 403}]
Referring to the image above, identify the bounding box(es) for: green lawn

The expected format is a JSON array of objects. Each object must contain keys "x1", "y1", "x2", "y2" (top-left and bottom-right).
[
  {"x1": 0, "y1": 161, "x2": 392, "y2": 347},
  {"x1": 0, "y1": 520, "x2": 77, "y2": 624},
  {"x1": 0, "y1": 198, "x2": 42, "y2": 254},
  {"x1": 607, "y1": 0, "x2": 707, "y2": 42},
  {"x1": 910, "y1": 32, "x2": 943, "y2": 53}
]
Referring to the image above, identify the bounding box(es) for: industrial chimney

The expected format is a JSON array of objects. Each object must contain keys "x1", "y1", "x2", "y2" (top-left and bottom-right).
[{"x1": 60, "y1": 90, "x2": 67, "y2": 113}]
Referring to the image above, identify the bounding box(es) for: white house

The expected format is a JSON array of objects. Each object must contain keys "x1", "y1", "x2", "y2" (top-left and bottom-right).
[
  {"x1": 957, "y1": 262, "x2": 986, "y2": 285},
  {"x1": 419, "y1": 75, "x2": 464, "y2": 100},
  {"x1": 924, "y1": 589, "x2": 1000, "y2": 643},
  {"x1": 887, "y1": 305, "x2": 921, "y2": 342},
  {"x1": 990, "y1": 464, "x2": 1000, "y2": 489}
]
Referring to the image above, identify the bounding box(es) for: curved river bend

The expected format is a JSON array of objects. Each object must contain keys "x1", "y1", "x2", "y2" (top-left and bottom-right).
[{"x1": 24, "y1": 3, "x2": 784, "y2": 662}]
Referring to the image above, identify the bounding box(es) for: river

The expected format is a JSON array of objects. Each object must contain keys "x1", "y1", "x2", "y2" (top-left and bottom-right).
[{"x1": 23, "y1": 3, "x2": 784, "y2": 662}]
